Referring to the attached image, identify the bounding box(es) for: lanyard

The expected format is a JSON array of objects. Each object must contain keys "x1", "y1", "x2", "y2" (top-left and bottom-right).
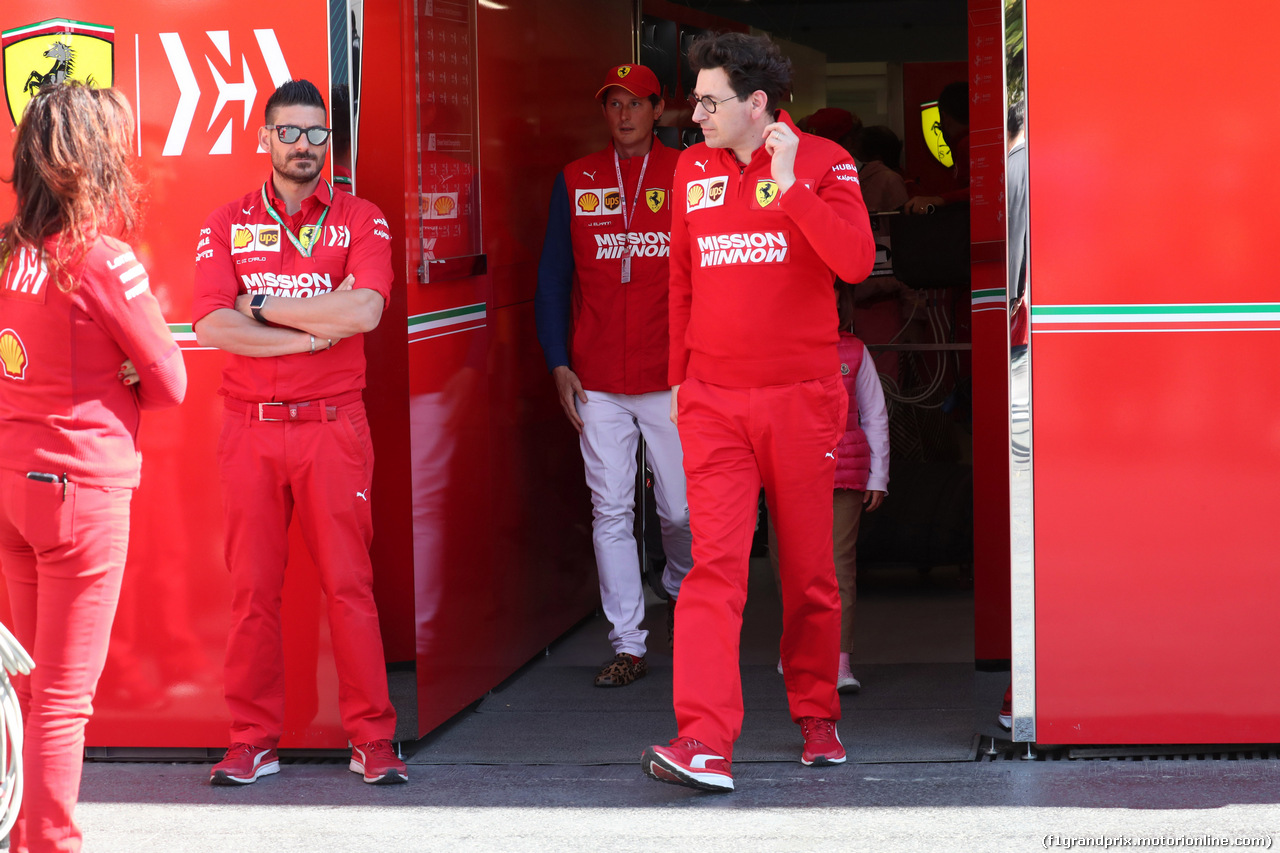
[
  {"x1": 612, "y1": 148, "x2": 649, "y2": 284},
  {"x1": 612, "y1": 147, "x2": 650, "y2": 235},
  {"x1": 261, "y1": 181, "x2": 332, "y2": 258}
]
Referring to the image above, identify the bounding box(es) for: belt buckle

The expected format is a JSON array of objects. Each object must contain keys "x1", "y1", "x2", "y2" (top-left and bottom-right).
[{"x1": 258, "y1": 402, "x2": 287, "y2": 422}]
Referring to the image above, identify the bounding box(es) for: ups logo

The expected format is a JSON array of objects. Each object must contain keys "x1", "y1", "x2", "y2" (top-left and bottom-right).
[
  {"x1": 709, "y1": 180, "x2": 725, "y2": 202},
  {"x1": 3, "y1": 18, "x2": 115, "y2": 124},
  {"x1": 258, "y1": 228, "x2": 280, "y2": 247},
  {"x1": 603, "y1": 190, "x2": 620, "y2": 211}
]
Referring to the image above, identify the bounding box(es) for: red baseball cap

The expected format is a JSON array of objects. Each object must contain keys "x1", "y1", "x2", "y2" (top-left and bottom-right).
[
  {"x1": 806, "y1": 107, "x2": 858, "y2": 141},
  {"x1": 595, "y1": 64, "x2": 662, "y2": 101}
]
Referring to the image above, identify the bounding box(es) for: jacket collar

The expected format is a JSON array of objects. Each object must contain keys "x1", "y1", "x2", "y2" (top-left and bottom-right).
[{"x1": 265, "y1": 174, "x2": 333, "y2": 214}]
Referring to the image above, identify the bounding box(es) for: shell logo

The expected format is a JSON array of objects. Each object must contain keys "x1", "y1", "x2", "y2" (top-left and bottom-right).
[
  {"x1": 434, "y1": 195, "x2": 456, "y2": 216},
  {"x1": 232, "y1": 227, "x2": 255, "y2": 250},
  {"x1": 0, "y1": 330, "x2": 28, "y2": 380},
  {"x1": 578, "y1": 192, "x2": 600, "y2": 213},
  {"x1": 603, "y1": 190, "x2": 621, "y2": 211},
  {"x1": 687, "y1": 184, "x2": 705, "y2": 207}
]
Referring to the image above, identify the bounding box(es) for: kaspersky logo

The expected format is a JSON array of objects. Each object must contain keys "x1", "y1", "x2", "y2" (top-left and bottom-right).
[
  {"x1": 158, "y1": 28, "x2": 292, "y2": 156},
  {"x1": 2, "y1": 18, "x2": 114, "y2": 124}
]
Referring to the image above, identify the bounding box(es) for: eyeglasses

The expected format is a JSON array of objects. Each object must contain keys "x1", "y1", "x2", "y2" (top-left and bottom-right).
[
  {"x1": 265, "y1": 125, "x2": 332, "y2": 145},
  {"x1": 687, "y1": 93, "x2": 742, "y2": 114}
]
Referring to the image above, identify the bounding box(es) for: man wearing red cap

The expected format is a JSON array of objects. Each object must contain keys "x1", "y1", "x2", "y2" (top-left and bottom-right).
[{"x1": 535, "y1": 64, "x2": 691, "y2": 687}]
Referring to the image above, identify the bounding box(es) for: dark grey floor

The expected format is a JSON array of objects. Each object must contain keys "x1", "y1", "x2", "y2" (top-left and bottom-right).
[{"x1": 409, "y1": 557, "x2": 1003, "y2": 765}]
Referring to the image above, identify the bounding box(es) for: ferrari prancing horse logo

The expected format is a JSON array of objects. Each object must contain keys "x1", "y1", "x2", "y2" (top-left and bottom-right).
[
  {"x1": 2, "y1": 18, "x2": 115, "y2": 125},
  {"x1": 645, "y1": 188, "x2": 665, "y2": 213},
  {"x1": 755, "y1": 180, "x2": 780, "y2": 208}
]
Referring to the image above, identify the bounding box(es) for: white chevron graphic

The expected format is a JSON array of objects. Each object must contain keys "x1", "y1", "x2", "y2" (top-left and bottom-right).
[
  {"x1": 159, "y1": 33, "x2": 199, "y2": 157},
  {"x1": 159, "y1": 29, "x2": 292, "y2": 157}
]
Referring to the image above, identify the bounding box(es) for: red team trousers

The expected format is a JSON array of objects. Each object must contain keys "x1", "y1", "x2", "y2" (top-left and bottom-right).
[
  {"x1": 0, "y1": 471, "x2": 131, "y2": 853},
  {"x1": 217, "y1": 398, "x2": 396, "y2": 746},
  {"x1": 674, "y1": 375, "x2": 848, "y2": 760}
]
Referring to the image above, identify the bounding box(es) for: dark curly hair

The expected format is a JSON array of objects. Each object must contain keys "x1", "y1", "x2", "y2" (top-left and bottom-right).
[
  {"x1": 1, "y1": 82, "x2": 143, "y2": 292},
  {"x1": 688, "y1": 32, "x2": 792, "y2": 114}
]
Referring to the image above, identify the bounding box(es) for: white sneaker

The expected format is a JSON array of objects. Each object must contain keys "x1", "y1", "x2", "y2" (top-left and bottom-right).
[{"x1": 837, "y1": 673, "x2": 861, "y2": 693}]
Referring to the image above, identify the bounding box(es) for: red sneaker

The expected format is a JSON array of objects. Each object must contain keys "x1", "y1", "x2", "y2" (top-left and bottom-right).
[
  {"x1": 997, "y1": 684, "x2": 1012, "y2": 731},
  {"x1": 210, "y1": 743, "x2": 279, "y2": 785},
  {"x1": 642, "y1": 737, "x2": 734, "y2": 792},
  {"x1": 350, "y1": 739, "x2": 408, "y2": 784},
  {"x1": 799, "y1": 717, "x2": 846, "y2": 766}
]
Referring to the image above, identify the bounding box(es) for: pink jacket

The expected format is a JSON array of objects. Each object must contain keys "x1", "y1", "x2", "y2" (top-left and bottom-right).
[{"x1": 834, "y1": 333, "x2": 871, "y2": 491}]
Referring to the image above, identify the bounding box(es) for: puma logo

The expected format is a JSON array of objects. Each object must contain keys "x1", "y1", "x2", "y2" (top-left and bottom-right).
[
  {"x1": 356, "y1": 490, "x2": 368, "y2": 501},
  {"x1": 694, "y1": 159, "x2": 708, "y2": 172},
  {"x1": 582, "y1": 170, "x2": 597, "y2": 180},
  {"x1": 242, "y1": 206, "x2": 254, "y2": 215},
  {"x1": 825, "y1": 450, "x2": 836, "y2": 460}
]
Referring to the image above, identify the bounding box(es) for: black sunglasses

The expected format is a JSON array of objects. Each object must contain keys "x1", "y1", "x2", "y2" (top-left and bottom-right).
[{"x1": 266, "y1": 124, "x2": 332, "y2": 145}]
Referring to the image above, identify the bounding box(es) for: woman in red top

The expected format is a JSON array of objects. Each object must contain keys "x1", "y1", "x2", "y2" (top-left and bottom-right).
[{"x1": 0, "y1": 83, "x2": 186, "y2": 853}]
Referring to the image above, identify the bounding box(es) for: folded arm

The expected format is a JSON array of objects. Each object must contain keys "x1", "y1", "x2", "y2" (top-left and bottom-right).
[
  {"x1": 194, "y1": 307, "x2": 323, "y2": 357},
  {"x1": 235, "y1": 279, "x2": 384, "y2": 339}
]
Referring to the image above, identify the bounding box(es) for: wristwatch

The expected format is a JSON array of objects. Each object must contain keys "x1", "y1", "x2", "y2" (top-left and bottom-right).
[{"x1": 249, "y1": 293, "x2": 268, "y2": 324}]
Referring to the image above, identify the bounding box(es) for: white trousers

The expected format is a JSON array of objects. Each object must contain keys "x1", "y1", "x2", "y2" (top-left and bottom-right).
[{"x1": 578, "y1": 388, "x2": 693, "y2": 656}]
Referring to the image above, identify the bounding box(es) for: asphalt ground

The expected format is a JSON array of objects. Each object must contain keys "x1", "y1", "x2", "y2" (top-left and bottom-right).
[{"x1": 76, "y1": 758, "x2": 1280, "y2": 852}]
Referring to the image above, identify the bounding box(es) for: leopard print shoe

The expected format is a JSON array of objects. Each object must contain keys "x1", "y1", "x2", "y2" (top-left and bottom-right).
[{"x1": 593, "y1": 653, "x2": 648, "y2": 687}]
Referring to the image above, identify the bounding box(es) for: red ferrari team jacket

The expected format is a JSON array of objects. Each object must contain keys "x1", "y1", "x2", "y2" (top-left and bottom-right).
[
  {"x1": 669, "y1": 111, "x2": 876, "y2": 388},
  {"x1": 536, "y1": 139, "x2": 680, "y2": 394},
  {"x1": 192, "y1": 178, "x2": 393, "y2": 402},
  {"x1": 0, "y1": 236, "x2": 187, "y2": 487}
]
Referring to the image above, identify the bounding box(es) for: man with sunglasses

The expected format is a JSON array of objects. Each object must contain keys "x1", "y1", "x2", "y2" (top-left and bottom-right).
[
  {"x1": 535, "y1": 64, "x2": 692, "y2": 688},
  {"x1": 640, "y1": 33, "x2": 875, "y2": 793},
  {"x1": 192, "y1": 80, "x2": 405, "y2": 786}
]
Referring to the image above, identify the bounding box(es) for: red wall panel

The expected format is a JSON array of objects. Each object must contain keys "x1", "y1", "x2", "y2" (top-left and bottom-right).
[
  {"x1": 407, "y1": 0, "x2": 632, "y2": 736},
  {"x1": 1028, "y1": 0, "x2": 1280, "y2": 742}
]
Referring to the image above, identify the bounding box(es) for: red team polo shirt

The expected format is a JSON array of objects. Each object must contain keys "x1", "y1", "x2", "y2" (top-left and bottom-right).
[
  {"x1": 192, "y1": 178, "x2": 393, "y2": 402},
  {"x1": 0, "y1": 235, "x2": 185, "y2": 487}
]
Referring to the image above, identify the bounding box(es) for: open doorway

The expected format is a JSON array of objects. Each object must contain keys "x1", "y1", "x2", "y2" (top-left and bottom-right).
[{"x1": 634, "y1": 0, "x2": 1006, "y2": 740}]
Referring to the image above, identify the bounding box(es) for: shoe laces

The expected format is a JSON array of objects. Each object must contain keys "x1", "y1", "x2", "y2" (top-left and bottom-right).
[
  {"x1": 357, "y1": 739, "x2": 399, "y2": 760},
  {"x1": 668, "y1": 736, "x2": 707, "y2": 751},
  {"x1": 222, "y1": 742, "x2": 258, "y2": 761},
  {"x1": 800, "y1": 717, "x2": 836, "y2": 742}
]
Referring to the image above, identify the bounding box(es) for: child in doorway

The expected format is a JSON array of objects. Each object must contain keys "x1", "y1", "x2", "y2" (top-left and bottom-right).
[
  {"x1": 772, "y1": 282, "x2": 889, "y2": 692},
  {"x1": 828, "y1": 282, "x2": 890, "y2": 692}
]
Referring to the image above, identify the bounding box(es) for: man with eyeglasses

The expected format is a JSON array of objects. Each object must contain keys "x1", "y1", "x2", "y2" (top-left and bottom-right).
[
  {"x1": 192, "y1": 79, "x2": 405, "y2": 786},
  {"x1": 535, "y1": 64, "x2": 692, "y2": 688},
  {"x1": 640, "y1": 32, "x2": 875, "y2": 792}
]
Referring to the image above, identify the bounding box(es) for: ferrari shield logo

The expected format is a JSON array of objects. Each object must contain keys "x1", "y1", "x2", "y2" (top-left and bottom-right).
[
  {"x1": 645, "y1": 188, "x2": 665, "y2": 213},
  {"x1": 299, "y1": 225, "x2": 318, "y2": 251},
  {"x1": 3, "y1": 19, "x2": 115, "y2": 125},
  {"x1": 919, "y1": 101, "x2": 953, "y2": 169},
  {"x1": 755, "y1": 179, "x2": 780, "y2": 208}
]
